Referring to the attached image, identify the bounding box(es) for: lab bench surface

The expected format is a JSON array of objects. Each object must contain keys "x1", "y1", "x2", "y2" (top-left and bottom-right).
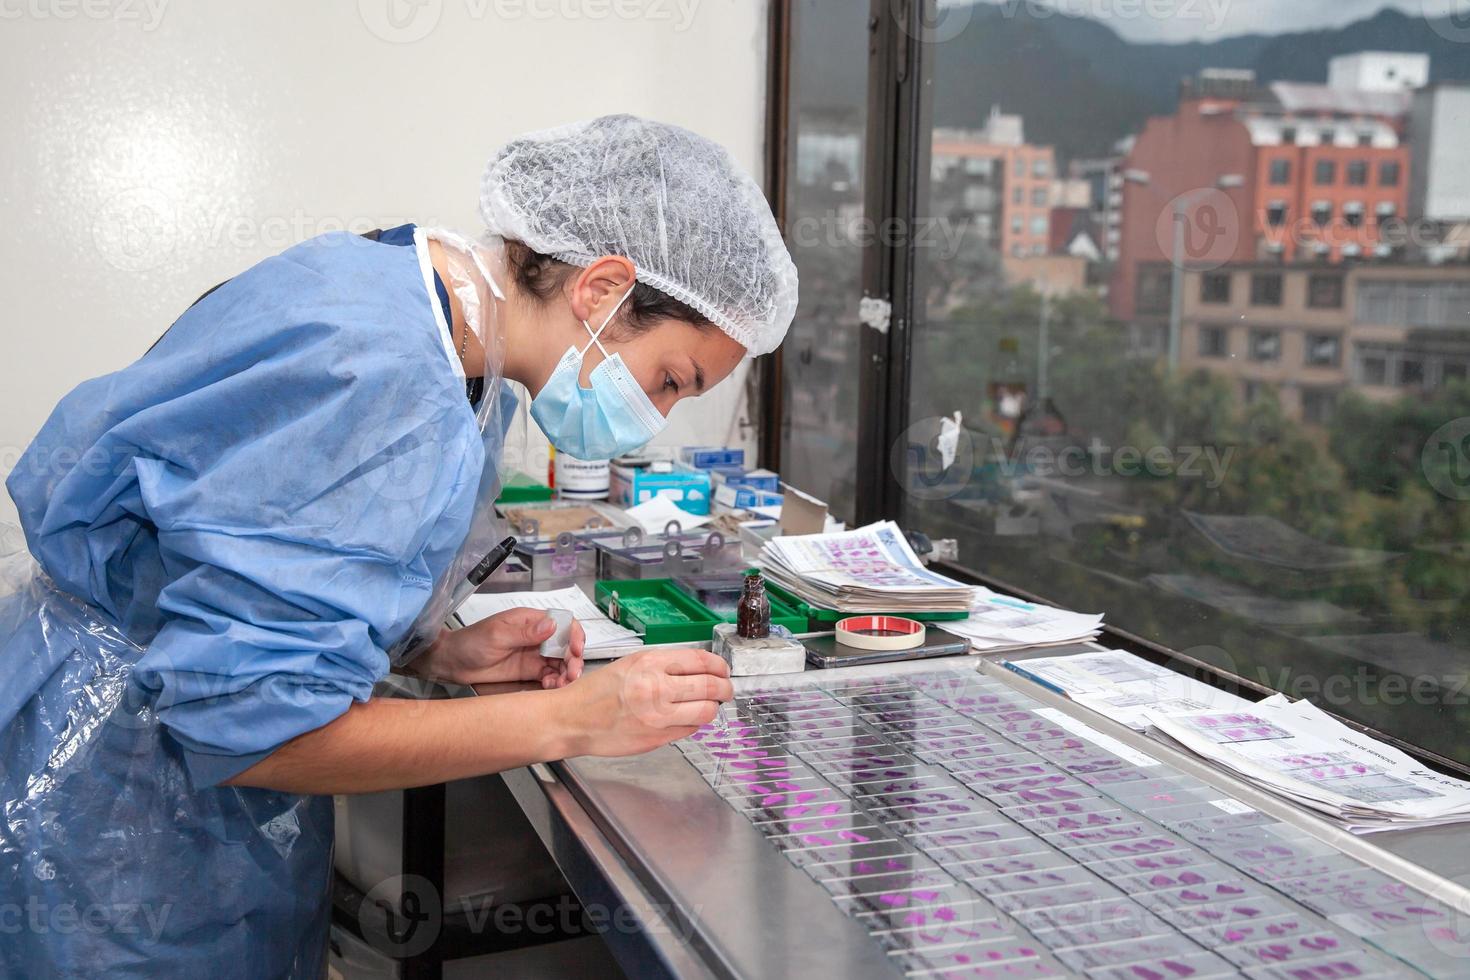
[{"x1": 500, "y1": 650, "x2": 1470, "y2": 980}]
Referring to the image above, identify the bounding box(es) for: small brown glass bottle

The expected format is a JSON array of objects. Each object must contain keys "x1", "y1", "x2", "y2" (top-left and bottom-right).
[{"x1": 736, "y1": 571, "x2": 771, "y2": 639}]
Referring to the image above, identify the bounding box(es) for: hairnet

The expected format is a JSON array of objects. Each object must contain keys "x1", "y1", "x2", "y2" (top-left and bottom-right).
[{"x1": 479, "y1": 114, "x2": 798, "y2": 357}]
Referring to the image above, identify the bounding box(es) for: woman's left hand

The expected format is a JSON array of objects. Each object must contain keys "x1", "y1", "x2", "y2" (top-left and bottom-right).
[{"x1": 413, "y1": 608, "x2": 586, "y2": 689}]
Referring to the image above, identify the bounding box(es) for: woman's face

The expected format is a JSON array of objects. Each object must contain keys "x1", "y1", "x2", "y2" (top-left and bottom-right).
[{"x1": 580, "y1": 318, "x2": 747, "y2": 417}]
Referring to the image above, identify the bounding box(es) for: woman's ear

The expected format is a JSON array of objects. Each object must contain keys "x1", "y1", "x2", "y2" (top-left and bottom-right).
[{"x1": 569, "y1": 256, "x2": 637, "y2": 324}]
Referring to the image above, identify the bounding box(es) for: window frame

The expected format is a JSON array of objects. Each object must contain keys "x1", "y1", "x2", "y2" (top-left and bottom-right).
[
  {"x1": 763, "y1": 0, "x2": 1469, "y2": 777},
  {"x1": 1307, "y1": 273, "x2": 1345, "y2": 309},
  {"x1": 1198, "y1": 323, "x2": 1230, "y2": 358},
  {"x1": 1249, "y1": 327, "x2": 1283, "y2": 362},
  {"x1": 1200, "y1": 271, "x2": 1231, "y2": 305},
  {"x1": 1304, "y1": 331, "x2": 1343, "y2": 367},
  {"x1": 1250, "y1": 272, "x2": 1284, "y2": 307}
]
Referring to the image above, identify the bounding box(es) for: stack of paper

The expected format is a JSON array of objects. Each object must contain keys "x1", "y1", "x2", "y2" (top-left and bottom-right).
[
  {"x1": 1003, "y1": 649, "x2": 1251, "y2": 729},
  {"x1": 459, "y1": 586, "x2": 643, "y2": 660},
  {"x1": 1148, "y1": 695, "x2": 1470, "y2": 834},
  {"x1": 758, "y1": 521, "x2": 974, "y2": 614},
  {"x1": 946, "y1": 591, "x2": 1104, "y2": 655}
]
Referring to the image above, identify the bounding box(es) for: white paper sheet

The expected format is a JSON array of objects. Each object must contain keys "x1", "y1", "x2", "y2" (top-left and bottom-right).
[
  {"x1": 459, "y1": 587, "x2": 642, "y2": 659},
  {"x1": 1004, "y1": 650, "x2": 1249, "y2": 730},
  {"x1": 948, "y1": 596, "x2": 1103, "y2": 649},
  {"x1": 1148, "y1": 695, "x2": 1470, "y2": 832}
]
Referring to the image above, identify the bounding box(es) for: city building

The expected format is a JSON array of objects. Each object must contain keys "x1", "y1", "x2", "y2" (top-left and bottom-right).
[
  {"x1": 1112, "y1": 55, "x2": 1419, "y2": 324},
  {"x1": 933, "y1": 107, "x2": 1057, "y2": 261},
  {"x1": 1409, "y1": 84, "x2": 1470, "y2": 261},
  {"x1": 1327, "y1": 52, "x2": 1430, "y2": 94},
  {"x1": 1071, "y1": 147, "x2": 1128, "y2": 264},
  {"x1": 1169, "y1": 262, "x2": 1470, "y2": 423},
  {"x1": 929, "y1": 145, "x2": 1003, "y2": 253}
]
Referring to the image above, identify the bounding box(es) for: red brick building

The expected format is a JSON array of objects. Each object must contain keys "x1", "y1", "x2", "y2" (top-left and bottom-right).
[{"x1": 1111, "y1": 67, "x2": 1413, "y2": 324}]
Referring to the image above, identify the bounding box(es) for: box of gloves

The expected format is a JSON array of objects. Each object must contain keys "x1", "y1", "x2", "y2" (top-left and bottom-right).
[{"x1": 610, "y1": 455, "x2": 711, "y2": 516}]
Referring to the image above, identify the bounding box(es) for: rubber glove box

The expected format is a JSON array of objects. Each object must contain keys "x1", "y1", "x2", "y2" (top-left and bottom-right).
[
  {"x1": 679, "y1": 446, "x2": 746, "y2": 469},
  {"x1": 609, "y1": 461, "x2": 711, "y2": 515}
]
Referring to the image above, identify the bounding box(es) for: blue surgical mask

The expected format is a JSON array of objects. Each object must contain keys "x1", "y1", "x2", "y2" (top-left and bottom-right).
[{"x1": 530, "y1": 287, "x2": 668, "y2": 460}]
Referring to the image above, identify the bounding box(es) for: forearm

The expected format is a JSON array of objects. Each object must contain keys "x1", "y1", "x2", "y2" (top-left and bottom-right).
[{"x1": 225, "y1": 688, "x2": 579, "y2": 795}]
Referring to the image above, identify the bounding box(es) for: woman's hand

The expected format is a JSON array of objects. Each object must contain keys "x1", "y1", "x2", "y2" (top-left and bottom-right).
[
  {"x1": 412, "y1": 608, "x2": 585, "y2": 689},
  {"x1": 554, "y1": 649, "x2": 733, "y2": 758}
]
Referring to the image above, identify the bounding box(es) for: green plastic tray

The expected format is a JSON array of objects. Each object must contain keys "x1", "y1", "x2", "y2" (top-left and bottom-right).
[
  {"x1": 673, "y1": 571, "x2": 807, "y2": 635},
  {"x1": 495, "y1": 471, "x2": 554, "y2": 504},
  {"x1": 595, "y1": 578, "x2": 722, "y2": 645},
  {"x1": 764, "y1": 580, "x2": 970, "y2": 628}
]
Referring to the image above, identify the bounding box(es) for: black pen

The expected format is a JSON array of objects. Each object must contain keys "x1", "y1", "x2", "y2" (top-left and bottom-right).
[{"x1": 447, "y1": 535, "x2": 519, "y2": 617}]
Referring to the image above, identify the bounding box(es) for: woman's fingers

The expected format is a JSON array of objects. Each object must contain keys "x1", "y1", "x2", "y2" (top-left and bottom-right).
[
  {"x1": 657, "y1": 649, "x2": 731, "y2": 678},
  {"x1": 497, "y1": 608, "x2": 555, "y2": 646},
  {"x1": 660, "y1": 701, "x2": 721, "y2": 729},
  {"x1": 666, "y1": 672, "x2": 734, "y2": 705}
]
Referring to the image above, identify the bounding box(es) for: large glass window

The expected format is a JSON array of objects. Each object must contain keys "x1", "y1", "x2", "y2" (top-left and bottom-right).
[
  {"x1": 881, "y1": 2, "x2": 1470, "y2": 770},
  {"x1": 776, "y1": 0, "x2": 868, "y2": 523}
]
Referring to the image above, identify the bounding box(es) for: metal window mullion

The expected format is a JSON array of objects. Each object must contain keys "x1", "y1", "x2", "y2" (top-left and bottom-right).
[{"x1": 855, "y1": 0, "x2": 933, "y2": 526}]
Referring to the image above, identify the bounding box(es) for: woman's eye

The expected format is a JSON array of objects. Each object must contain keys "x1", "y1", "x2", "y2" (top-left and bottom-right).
[{"x1": 663, "y1": 374, "x2": 680, "y2": 394}]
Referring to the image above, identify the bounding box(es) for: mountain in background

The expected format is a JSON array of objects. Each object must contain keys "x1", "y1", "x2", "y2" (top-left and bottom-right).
[{"x1": 929, "y1": 5, "x2": 1470, "y2": 164}]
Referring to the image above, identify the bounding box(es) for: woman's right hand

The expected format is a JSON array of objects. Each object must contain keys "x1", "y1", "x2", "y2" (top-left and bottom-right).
[{"x1": 556, "y1": 649, "x2": 733, "y2": 758}]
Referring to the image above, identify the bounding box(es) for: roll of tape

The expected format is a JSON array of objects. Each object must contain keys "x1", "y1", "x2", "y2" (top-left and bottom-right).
[{"x1": 835, "y1": 616, "x2": 926, "y2": 652}]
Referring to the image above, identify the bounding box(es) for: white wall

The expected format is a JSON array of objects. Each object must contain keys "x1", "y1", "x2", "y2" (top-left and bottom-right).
[{"x1": 0, "y1": 0, "x2": 771, "y2": 518}]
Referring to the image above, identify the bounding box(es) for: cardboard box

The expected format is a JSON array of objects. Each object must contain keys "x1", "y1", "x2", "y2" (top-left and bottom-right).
[{"x1": 610, "y1": 462, "x2": 711, "y2": 515}]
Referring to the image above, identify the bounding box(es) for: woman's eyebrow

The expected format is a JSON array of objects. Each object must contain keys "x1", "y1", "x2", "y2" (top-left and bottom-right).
[{"x1": 692, "y1": 359, "x2": 707, "y2": 392}]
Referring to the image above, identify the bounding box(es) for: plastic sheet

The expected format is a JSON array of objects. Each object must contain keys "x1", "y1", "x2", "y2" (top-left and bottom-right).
[{"x1": 0, "y1": 536, "x2": 333, "y2": 976}]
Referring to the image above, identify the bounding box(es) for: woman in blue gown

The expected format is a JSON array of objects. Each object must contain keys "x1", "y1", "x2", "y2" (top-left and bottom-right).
[{"x1": 0, "y1": 114, "x2": 798, "y2": 977}]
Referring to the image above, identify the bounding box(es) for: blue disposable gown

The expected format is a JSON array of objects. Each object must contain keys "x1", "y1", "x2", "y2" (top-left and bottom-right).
[{"x1": 0, "y1": 229, "x2": 510, "y2": 976}]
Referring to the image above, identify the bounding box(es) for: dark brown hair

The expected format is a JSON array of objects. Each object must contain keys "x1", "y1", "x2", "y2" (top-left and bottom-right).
[{"x1": 505, "y1": 239, "x2": 713, "y2": 336}]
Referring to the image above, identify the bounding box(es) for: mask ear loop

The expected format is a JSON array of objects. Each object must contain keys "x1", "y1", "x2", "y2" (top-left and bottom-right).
[{"x1": 577, "y1": 284, "x2": 636, "y2": 361}]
